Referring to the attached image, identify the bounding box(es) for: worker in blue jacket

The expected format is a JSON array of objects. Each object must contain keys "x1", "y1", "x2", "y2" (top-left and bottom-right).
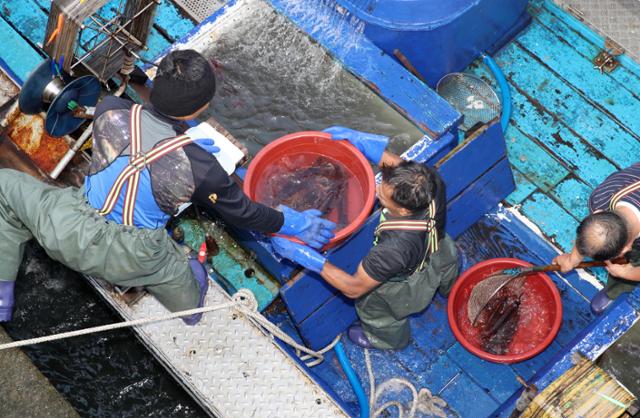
[
  {"x1": 0, "y1": 49, "x2": 335, "y2": 324},
  {"x1": 272, "y1": 127, "x2": 459, "y2": 349}
]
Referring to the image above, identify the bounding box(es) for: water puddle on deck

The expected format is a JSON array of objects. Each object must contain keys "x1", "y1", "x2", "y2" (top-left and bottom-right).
[{"x1": 198, "y1": 0, "x2": 424, "y2": 156}]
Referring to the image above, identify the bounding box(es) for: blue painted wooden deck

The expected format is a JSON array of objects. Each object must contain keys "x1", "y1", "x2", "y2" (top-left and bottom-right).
[{"x1": 2, "y1": 0, "x2": 640, "y2": 416}]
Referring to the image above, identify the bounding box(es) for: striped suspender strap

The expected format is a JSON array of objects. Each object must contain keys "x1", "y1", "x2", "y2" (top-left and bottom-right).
[
  {"x1": 375, "y1": 200, "x2": 439, "y2": 269},
  {"x1": 609, "y1": 180, "x2": 640, "y2": 210},
  {"x1": 97, "y1": 104, "x2": 193, "y2": 225}
]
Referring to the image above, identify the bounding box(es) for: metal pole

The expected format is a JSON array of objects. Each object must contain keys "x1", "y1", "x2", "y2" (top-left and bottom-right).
[{"x1": 50, "y1": 122, "x2": 93, "y2": 179}]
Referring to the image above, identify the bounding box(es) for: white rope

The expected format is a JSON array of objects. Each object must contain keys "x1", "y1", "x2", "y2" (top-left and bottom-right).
[
  {"x1": 0, "y1": 302, "x2": 237, "y2": 351},
  {"x1": 0, "y1": 288, "x2": 338, "y2": 367},
  {"x1": 364, "y1": 348, "x2": 448, "y2": 418}
]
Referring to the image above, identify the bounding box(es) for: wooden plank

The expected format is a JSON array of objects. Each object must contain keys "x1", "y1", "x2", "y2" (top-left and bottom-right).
[
  {"x1": 538, "y1": 0, "x2": 640, "y2": 82},
  {"x1": 439, "y1": 371, "x2": 500, "y2": 417},
  {"x1": 0, "y1": 0, "x2": 47, "y2": 49},
  {"x1": 0, "y1": 17, "x2": 42, "y2": 83},
  {"x1": 531, "y1": 1, "x2": 640, "y2": 104},
  {"x1": 509, "y1": 86, "x2": 616, "y2": 188},
  {"x1": 506, "y1": 168, "x2": 538, "y2": 206},
  {"x1": 493, "y1": 41, "x2": 640, "y2": 169},
  {"x1": 547, "y1": 176, "x2": 592, "y2": 221},
  {"x1": 515, "y1": 20, "x2": 640, "y2": 137},
  {"x1": 468, "y1": 62, "x2": 618, "y2": 188},
  {"x1": 448, "y1": 343, "x2": 522, "y2": 403},
  {"x1": 520, "y1": 191, "x2": 577, "y2": 252},
  {"x1": 512, "y1": 340, "x2": 562, "y2": 380},
  {"x1": 437, "y1": 122, "x2": 506, "y2": 201},
  {"x1": 154, "y1": 0, "x2": 195, "y2": 42},
  {"x1": 446, "y1": 157, "x2": 515, "y2": 239},
  {"x1": 504, "y1": 125, "x2": 568, "y2": 192}
]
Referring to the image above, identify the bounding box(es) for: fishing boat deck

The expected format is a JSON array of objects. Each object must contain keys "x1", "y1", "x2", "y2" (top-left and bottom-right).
[{"x1": 1, "y1": 0, "x2": 640, "y2": 416}]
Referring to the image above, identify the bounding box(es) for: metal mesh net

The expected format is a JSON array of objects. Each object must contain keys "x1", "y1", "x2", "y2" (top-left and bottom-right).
[{"x1": 436, "y1": 73, "x2": 501, "y2": 131}]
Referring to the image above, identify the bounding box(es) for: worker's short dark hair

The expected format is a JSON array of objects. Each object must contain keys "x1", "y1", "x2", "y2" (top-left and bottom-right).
[
  {"x1": 380, "y1": 161, "x2": 436, "y2": 212},
  {"x1": 576, "y1": 211, "x2": 628, "y2": 260}
]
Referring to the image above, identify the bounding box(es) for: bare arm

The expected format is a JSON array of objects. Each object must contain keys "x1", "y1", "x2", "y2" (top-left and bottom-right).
[
  {"x1": 552, "y1": 245, "x2": 584, "y2": 273},
  {"x1": 320, "y1": 262, "x2": 381, "y2": 299},
  {"x1": 604, "y1": 261, "x2": 640, "y2": 281}
]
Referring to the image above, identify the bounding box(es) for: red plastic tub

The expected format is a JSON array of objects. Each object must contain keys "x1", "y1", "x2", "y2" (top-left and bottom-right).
[
  {"x1": 447, "y1": 258, "x2": 563, "y2": 363},
  {"x1": 243, "y1": 131, "x2": 376, "y2": 248}
]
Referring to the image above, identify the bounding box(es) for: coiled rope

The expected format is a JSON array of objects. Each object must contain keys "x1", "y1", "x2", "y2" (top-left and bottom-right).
[
  {"x1": 365, "y1": 348, "x2": 448, "y2": 418},
  {"x1": 0, "y1": 288, "x2": 339, "y2": 367}
]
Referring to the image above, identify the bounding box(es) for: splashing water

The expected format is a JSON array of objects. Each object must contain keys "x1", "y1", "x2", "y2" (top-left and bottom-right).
[{"x1": 198, "y1": 0, "x2": 422, "y2": 156}]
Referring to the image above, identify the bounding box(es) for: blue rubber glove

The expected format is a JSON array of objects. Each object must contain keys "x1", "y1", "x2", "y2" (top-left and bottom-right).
[
  {"x1": 272, "y1": 237, "x2": 326, "y2": 274},
  {"x1": 323, "y1": 126, "x2": 389, "y2": 165},
  {"x1": 194, "y1": 138, "x2": 221, "y2": 154},
  {"x1": 278, "y1": 205, "x2": 336, "y2": 249}
]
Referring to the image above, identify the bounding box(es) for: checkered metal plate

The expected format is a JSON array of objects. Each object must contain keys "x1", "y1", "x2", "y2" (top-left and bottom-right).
[
  {"x1": 172, "y1": 0, "x2": 227, "y2": 22},
  {"x1": 88, "y1": 277, "x2": 348, "y2": 418},
  {"x1": 560, "y1": 0, "x2": 640, "y2": 61}
]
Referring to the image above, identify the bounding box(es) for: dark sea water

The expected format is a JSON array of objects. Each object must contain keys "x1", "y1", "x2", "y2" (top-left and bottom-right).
[{"x1": 3, "y1": 242, "x2": 208, "y2": 418}]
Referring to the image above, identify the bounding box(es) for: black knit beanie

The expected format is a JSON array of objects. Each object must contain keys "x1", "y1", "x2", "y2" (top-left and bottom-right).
[{"x1": 150, "y1": 49, "x2": 215, "y2": 118}]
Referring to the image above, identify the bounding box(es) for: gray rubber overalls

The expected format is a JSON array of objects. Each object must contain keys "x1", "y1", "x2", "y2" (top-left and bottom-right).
[{"x1": 356, "y1": 205, "x2": 459, "y2": 350}]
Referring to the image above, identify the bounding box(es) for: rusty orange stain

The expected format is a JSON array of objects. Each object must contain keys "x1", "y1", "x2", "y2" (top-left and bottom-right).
[{"x1": 6, "y1": 112, "x2": 69, "y2": 173}]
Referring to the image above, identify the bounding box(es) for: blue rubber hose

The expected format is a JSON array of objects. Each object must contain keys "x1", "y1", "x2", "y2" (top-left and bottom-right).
[
  {"x1": 335, "y1": 341, "x2": 370, "y2": 418},
  {"x1": 482, "y1": 53, "x2": 511, "y2": 133}
]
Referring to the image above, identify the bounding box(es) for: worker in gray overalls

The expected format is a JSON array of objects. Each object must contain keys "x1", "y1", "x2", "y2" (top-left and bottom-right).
[
  {"x1": 0, "y1": 50, "x2": 335, "y2": 325},
  {"x1": 272, "y1": 126, "x2": 459, "y2": 349}
]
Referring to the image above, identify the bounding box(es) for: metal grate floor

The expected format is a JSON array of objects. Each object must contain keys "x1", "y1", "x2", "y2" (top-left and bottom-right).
[
  {"x1": 172, "y1": 0, "x2": 227, "y2": 22},
  {"x1": 88, "y1": 277, "x2": 348, "y2": 418},
  {"x1": 560, "y1": 0, "x2": 640, "y2": 61}
]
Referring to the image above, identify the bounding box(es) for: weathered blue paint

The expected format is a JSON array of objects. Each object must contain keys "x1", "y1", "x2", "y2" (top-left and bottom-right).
[
  {"x1": 506, "y1": 168, "x2": 537, "y2": 205},
  {"x1": 402, "y1": 132, "x2": 457, "y2": 165},
  {"x1": 537, "y1": 0, "x2": 640, "y2": 80},
  {"x1": 0, "y1": 56, "x2": 24, "y2": 86},
  {"x1": 520, "y1": 192, "x2": 577, "y2": 252},
  {"x1": 511, "y1": 340, "x2": 562, "y2": 380},
  {"x1": 446, "y1": 157, "x2": 514, "y2": 238},
  {"x1": 154, "y1": 0, "x2": 195, "y2": 42},
  {"x1": 494, "y1": 41, "x2": 640, "y2": 170},
  {"x1": 335, "y1": 0, "x2": 529, "y2": 88},
  {"x1": 548, "y1": 176, "x2": 591, "y2": 221},
  {"x1": 267, "y1": 0, "x2": 461, "y2": 140},
  {"x1": 437, "y1": 122, "x2": 507, "y2": 201},
  {"x1": 0, "y1": 16, "x2": 42, "y2": 83},
  {"x1": 1, "y1": 0, "x2": 47, "y2": 49},
  {"x1": 439, "y1": 371, "x2": 500, "y2": 417},
  {"x1": 516, "y1": 22, "x2": 640, "y2": 137},
  {"x1": 504, "y1": 125, "x2": 568, "y2": 193},
  {"x1": 531, "y1": 1, "x2": 640, "y2": 108},
  {"x1": 447, "y1": 342, "x2": 522, "y2": 403}
]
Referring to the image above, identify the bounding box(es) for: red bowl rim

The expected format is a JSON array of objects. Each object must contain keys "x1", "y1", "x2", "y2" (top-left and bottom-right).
[
  {"x1": 447, "y1": 257, "x2": 563, "y2": 363},
  {"x1": 243, "y1": 131, "x2": 376, "y2": 247}
]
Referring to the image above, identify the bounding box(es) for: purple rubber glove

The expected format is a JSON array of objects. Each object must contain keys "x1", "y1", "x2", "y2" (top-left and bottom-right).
[
  {"x1": 194, "y1": 138, "x2": 221, "y2": 154},
  {"x1": 272, "y1": 237, "x2": 326, "y2": 274},
  {"x1": 323, "y1": 126, "x2": 389, "y2": 165},
  {"x1": 0, "y1": 280, "x2": 15, "y2": 322},
  {"x1": 278, "y1": 205, "x2": 336, "y2": 249}
]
